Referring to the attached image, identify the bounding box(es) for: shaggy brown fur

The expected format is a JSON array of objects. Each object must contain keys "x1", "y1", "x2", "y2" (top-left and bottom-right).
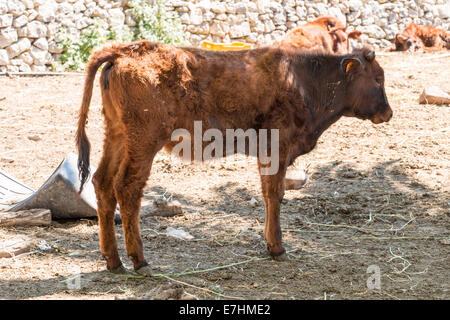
[
  {"x1": 280, "y1": 16, "x2": 361, "y2": 54},
  {"x1": 76, "y1": 40, "x2": 392, "y2": 275},
  {"x1": 392, "y1": 22, "x2": 450, "y2": 52}
]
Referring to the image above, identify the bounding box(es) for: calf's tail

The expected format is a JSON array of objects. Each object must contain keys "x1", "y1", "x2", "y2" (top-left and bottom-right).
[{"x1": 76, "y1": 45, "x2": 120, "y2": 193}]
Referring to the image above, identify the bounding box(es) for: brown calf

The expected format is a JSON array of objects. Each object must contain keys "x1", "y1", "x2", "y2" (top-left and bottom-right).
[
  {"x1": 392, "y1": 22, "x2": 450, "y2": 52},
  {"x1": 280, "y1": 16, "x2": 361, "y2": 54},
  {"x1": 76, "y1": 41, "x2": 392, "y2": 275}
]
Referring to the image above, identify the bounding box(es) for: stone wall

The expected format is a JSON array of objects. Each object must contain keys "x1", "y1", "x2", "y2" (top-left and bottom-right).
[{"x1": 0, "y1": 0, "x2": 449, "y2": 72}]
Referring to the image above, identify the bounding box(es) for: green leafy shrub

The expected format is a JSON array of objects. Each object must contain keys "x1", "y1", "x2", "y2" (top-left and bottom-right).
[
  {"x1": 55, "y1": 0, "x2": 186, "y2": 71},
  {"x1": 130, "y1": 0, "x2": 186, "y2": 46},
  {"x1": 54, "y1": 20, "x2": 113, "y2": 71}
]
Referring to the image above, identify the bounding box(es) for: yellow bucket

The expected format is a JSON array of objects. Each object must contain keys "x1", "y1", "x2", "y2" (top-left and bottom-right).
[{"x1": 201, "y1": 40, "x2": 252, "y2": 51}]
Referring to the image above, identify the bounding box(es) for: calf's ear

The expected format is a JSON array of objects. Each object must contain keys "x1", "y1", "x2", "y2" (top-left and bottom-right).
[
  {"x1": 348, "y1": 30, "x2": 361, "y2": 39},
  {"x1": 341, "y1": 58, "x2": 361, "y2": 74}
]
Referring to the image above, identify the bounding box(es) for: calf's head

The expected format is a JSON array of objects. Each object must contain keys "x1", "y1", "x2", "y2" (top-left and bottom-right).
[
  {"x1": 340, "y1": 50, "x2": 393, "y2": 124},
  {"x1": 394, "y1": 34, "x2": 422, "y2": 52},
  {"x1": 331, "y1": 28, "x2": 362, "y2": 54}
]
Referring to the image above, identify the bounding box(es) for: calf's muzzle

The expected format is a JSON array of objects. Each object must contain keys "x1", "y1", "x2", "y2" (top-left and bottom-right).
[{"x1": 370, "y1": 106, "x2": 393, "y2": 124}]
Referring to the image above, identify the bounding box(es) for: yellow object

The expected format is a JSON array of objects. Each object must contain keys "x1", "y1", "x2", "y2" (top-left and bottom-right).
[{"x1": 201, "y1": 40, "x2": 252, "y2": 51}]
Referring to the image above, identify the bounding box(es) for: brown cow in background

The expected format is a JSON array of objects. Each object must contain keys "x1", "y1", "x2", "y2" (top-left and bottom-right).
[
  {"x1": 280, "y1": 16, "x2": 362, "y2": 54},
  {"x1": 392, "y1": 22, "x2": 450, "y2": 52},
  {"x1": 76, "y1": 41, "x2": 392, "y2": 276}
]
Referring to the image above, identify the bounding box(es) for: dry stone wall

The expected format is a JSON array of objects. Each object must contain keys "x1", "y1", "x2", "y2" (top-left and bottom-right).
[{"x1": 0, "y1": 0, "x2": 449, "y2": 72}]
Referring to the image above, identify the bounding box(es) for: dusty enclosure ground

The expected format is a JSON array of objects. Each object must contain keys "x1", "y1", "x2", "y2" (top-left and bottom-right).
[{"x1": 0, "y1": 52, "x2": 449, "y2": 300}]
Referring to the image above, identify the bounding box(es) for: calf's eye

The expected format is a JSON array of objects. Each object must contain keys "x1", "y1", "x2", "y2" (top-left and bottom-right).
[{"x1": 375, "y1": 78, "x2": 382, "y2": 85}]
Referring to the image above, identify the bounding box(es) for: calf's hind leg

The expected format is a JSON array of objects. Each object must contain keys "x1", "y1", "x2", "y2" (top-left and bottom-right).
[
  {"x1": 92, "y1": 136, "x2": 125, "y2": 273},
  {"x1": 113, "y1": 147, "x2": 159, "y2": 276}
]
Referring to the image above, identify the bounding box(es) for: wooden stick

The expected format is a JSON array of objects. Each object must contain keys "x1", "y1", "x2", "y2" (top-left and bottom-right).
[
  {"x1": 0, "y1": 209, "x2": 51, "y2": 227},
  {"x1": 0, "y1": 235, "x2": 32, "y2": 258}
]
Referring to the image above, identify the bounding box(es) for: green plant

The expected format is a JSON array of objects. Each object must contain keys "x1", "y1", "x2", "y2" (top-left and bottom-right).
[
  {"x1": 55, "y1": 20, "x2": 114, "y2": 71},
  {"x1": 55, "y1": 1, "x2": 186, "y2": 71},
  {"x1": 129, "y1": 0, "x2": 186, "y2": 46}
]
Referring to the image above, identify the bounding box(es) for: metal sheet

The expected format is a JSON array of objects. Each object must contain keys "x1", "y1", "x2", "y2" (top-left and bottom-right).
[
  {"x1": 0, "y1": 169, "x2": 34, "y2": 211},
  {"x1": 2, "y1": 153, "x2": 120, "y2": 222}
]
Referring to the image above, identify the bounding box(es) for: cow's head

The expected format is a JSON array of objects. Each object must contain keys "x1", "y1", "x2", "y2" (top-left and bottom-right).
[
  {"x1": 331, "y1": 29, "x2": 348, "y2": 54},
  {"x1": 394, "y1": 34, "x2": 422, "y2": 52},
  {"x1": 340, "y1": 49, "x2": 393, "y2": 124},
  {"x1": 331, "y1": 29, "x2": 362, "y2": 54}
]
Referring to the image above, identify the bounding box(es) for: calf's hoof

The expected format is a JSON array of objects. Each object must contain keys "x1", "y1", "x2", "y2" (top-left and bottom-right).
[
  {"x1": 267, "y1": 244, "x2": 287, "y2": 261},
  {"x1": 109, "y1": 263, "x2": 132, "y2": 275},
  {"x1": 135, "y1": 263, "x2": 153, "y2": 277},
  {"x1": 271, "y1": 250, "x2": 287, "y2": 261}
]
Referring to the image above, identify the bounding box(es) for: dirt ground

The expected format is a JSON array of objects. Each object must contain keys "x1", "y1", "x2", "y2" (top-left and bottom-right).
[{"x1": 0, "y1": 51, "x2": 449, "y2": 300}]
